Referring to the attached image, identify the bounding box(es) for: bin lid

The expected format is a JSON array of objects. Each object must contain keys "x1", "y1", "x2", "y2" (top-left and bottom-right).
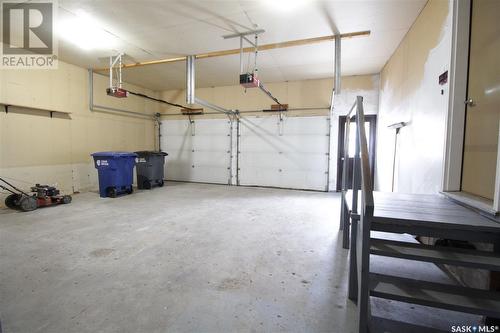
[
  {"x1": 135, "y1": 151, "x2": 168, "y2": 157},
  {"x1": 91, "y1": 151, "x2": 138, "y2": 158}
]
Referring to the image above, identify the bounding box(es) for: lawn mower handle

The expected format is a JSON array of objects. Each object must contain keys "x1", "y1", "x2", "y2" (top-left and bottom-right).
[{"x1": 0, "y1": 177, "x2": 31, "y2": 196}]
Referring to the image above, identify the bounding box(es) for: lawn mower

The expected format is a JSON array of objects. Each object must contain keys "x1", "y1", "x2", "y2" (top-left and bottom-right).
[{"x1": 1, "y1": 177, "x2": 72, "y2": 212}]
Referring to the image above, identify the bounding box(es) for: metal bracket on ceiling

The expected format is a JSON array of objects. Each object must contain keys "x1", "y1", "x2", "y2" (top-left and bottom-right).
[
  {"x1": 109, "y1": 53, "x2": 124, "y2": 90},
  {"x1": 223, "y1": 29, "x2": 265, "y2": 76}
]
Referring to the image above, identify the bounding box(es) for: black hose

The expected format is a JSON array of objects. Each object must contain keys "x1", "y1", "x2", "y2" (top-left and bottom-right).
[{"x1": 126, "y1": 90, "x2": 194, "y2": 110}]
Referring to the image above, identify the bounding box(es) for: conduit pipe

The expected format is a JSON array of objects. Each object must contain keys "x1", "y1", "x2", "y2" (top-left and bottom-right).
[
  {"x1": 327, "y1": 34, "x2": 342, "y2": 191},
  {"x1": 88, "y1": 69, "x2": 154, "y2": 119},
  {"x1": 185, "y1": 55, "x2": 234, "y2": 115},
  {"x1": 334, "y1": 34, "x2": 341, "y2": 94},
  {"x1": 186, "y1": 56, "x2": 195, "y2": 105}
]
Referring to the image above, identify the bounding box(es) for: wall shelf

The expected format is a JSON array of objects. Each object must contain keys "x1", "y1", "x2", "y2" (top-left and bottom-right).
[{"x1": 1, "y1": 103, "x2": 72, "y2": 118}]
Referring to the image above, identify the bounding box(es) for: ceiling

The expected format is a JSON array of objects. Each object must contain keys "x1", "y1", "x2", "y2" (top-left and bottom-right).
[{"x1": 57, "y1": 0, "x2": 427, "y2": 91}]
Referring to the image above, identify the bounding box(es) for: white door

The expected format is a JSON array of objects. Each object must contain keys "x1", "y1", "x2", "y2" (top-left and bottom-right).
[
  {"x1": 238, "y1": 116, "x2": 330, "y2": 191},
  {"x1": 161, "y1": 119, "x2": 231, "y2": 184}
]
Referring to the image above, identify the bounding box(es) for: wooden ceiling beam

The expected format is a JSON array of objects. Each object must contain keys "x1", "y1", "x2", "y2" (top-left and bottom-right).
[{"x1": 94, "y1": 30, "x2": 370, "y2": 71}]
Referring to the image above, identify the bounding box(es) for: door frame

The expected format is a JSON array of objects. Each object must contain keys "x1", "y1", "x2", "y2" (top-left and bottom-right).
[
  {"x1": 443, "y1": 0, "x2": 500, "y2": 212},
  {"x1": 336, "y1": 114, "x2": 377, "y2": 191}
]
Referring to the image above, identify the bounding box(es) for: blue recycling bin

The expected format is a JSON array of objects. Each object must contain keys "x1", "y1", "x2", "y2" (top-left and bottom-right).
[{"x1": 91, "y1": 151, "x2": 138, "y2": 198}]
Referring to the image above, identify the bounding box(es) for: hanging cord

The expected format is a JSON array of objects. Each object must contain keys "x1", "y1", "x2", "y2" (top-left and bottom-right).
[
  {"x1": 258, "y1": 82, "x2": 282, "y2": 106},
  {"x1": 112, "y1": 62, "x2": 121, "y2": 88},
  {"x1": 246, "y1": 51, "x2": 251, "y2": 75},
  {"x1": 126, "y1": 90, "x2": 194, "y2": 110},
  {"x1": 253, "y1": 33, "x2": 258, "y2": 75}
]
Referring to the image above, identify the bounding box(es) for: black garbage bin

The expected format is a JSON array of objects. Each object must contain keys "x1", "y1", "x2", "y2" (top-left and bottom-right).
[{"x1": 135, "y1": 151, "x2": 168, "y2": 189}]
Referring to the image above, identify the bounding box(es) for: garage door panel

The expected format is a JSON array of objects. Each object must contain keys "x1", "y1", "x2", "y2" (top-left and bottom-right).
[
  {"x1": 167, "y1": 149, "x2": 194, "y2": 159},
  {"x1": 193, "y1": 151, "x2": 230, "y2": 167},
  {"x1": 163, "y1": 136, "x2": 193, "y2": 149},
  {"x1": 240, "y1": 117, "x2": 329, "y2": 135},
  {"x1": 239, "y1": 152, "x2": 328, "y2": 171},
  {"x1": 279, "y1": 118, "x2": 330, "y2": 134},
  {"x1": 162, "y1": 119, "x2": 230, "y2": 184},
  {"x1": 239, "y1": 116, "x2": 329, "y2": 191},
  {"x1": 241, "y1": 168, "x2": 327, "y2": 190},
  {"x1": 193, "y1": 120, "x2": 231, "y2": 135},
  {"x1": 240, "y1": 136, "x2": 328, "y2": 154},
  {"x1": 192, "y1": 136, "x2": 230, "y2": 151},
  {"x1": 164, "y1": 121, "x2": 191, "y2": 134}
]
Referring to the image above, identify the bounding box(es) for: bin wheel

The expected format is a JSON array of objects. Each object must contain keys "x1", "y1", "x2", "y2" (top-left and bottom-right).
[
  {"x1": 62, "y1": 195, "x2": 72, "y2": 204},
  {"x1": 158, "y1": 180, "x2": 164, "y2": 187},
  {"x1": 5, "y1": 194, "x2": 21, "y2": 209},
  {"x1": 143, "y1": 181, "x2": 152, "y2": 190},
  {"x1": 19, "y1": 196, "x2": 38, "y2": 212},
  {"x1": 126, "y1": 186, "x2": 134, "y2": 194},
  {"x1": 107, "y1": 187, "x2": 117, "y2": 198}
]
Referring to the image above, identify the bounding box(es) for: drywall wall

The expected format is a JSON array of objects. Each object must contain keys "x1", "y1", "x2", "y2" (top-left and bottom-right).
[
  {"x1": 159, "y1": 75, "x2": 380, "y2": 191},
  {"x1": 160, "y1": 76, "x2": 378, "y2": 117},
  {"x1": 376, "y1": 0, "x2": 452, "y2": 193},
  {"x1": 0, "y1": 61, "x2": 158, "y2": 204}
]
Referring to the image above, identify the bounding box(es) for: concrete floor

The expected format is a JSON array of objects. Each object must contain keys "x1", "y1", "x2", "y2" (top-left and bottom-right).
[{"x1": 0, "y1": 182, "x2": 479, "y2": 332}]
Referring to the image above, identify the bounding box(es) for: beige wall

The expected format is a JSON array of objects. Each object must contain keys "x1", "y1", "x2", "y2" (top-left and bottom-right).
[
  {"x1": 0, "y1": 61, "x2": 158, "y2": 203},
  {"x1": 0, "y1": 65, "x2": 379, "y2": 204},
  {"x1": 376, "y1": 0, "x2": 452, "y2": 193},
  {"x1": 159, "y1": 75, "x2": 379, "y2": 119}
]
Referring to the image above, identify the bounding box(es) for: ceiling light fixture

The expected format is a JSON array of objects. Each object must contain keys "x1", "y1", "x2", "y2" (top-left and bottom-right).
[{"x1": 57, "y1": 10, "x2": 118, "y2": 51}]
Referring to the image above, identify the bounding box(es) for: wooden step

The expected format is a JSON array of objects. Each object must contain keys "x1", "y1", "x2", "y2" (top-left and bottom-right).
[
  {"x1": 370, "y1": 238, "x2": 500, "y2": 271},
  {"x1": 370, "y1": 316, "x2": 449, "y2": 333},
  {"x1": 370, "y1": 273, "x2": 500, "y2": 318}
]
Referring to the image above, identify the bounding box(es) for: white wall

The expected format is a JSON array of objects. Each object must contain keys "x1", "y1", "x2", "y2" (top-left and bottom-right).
[{"x1": 375, "y1": 0, "x2": 452, "y2": 194}]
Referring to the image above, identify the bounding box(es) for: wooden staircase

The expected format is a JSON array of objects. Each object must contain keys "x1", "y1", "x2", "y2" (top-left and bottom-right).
[
  {"x1": 370, "y1": 238, "x2": 500, "y2": 271},
  {"x1": 340, "y1": 96, "x2": 500, "y2": 333},
  {"x1": 370, "y1": 272, "x2": 500, "y2": 318}
]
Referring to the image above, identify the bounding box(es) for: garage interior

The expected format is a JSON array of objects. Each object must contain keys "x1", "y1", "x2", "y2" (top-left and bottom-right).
[{"x1": 1, "y1": 0, "x2": 500, "y2": 332}]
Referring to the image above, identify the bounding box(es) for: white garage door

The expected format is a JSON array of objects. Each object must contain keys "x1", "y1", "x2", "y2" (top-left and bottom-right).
[
  {"x1": 238, "y1": 116, "x2": 330, "y2": 191},
  {"x1": 161, "y1": 119, "x2": 231, "y2": 184}
]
